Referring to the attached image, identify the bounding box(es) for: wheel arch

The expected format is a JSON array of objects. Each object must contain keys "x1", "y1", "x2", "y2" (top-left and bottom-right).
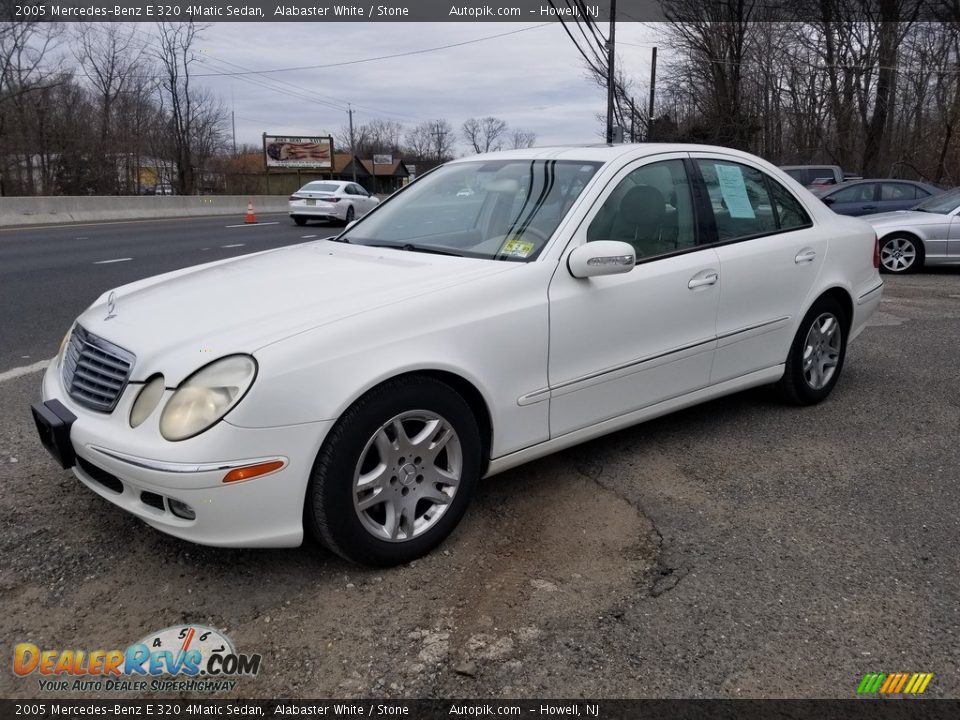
[
  {"x1": 332, "y1": 369, "x2": 494, "y2": 477},
  {"x1": 813, "y1": 286, "x2": 854, "y2": 334},
  {"x1": 879, "y1": 229, "x2": 926, "y2": 261}
]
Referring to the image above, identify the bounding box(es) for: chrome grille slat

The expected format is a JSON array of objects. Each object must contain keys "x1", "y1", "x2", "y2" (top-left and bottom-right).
[
  {"x1": 61, "y1": 325, "x2": 135, "y2": 413},
  {"x1": 76, "y1": 357, "x2": 128, "y2": 382}
]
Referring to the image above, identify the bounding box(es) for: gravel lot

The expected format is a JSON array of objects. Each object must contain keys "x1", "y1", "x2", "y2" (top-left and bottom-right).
[{"x1": 1, "y1": 271, "x2": 958, "y2": 700}]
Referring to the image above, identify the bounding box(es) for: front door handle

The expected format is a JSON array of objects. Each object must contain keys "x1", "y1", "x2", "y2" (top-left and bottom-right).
[
  {"x1": 688, "y1": 272, "x2": 719, "y2": 289},
  {"x1": 862, "y1": 205, "x2": 877, "y2": 211},
  {"x1": 795, "y1": 248, "x2": 817, "y2": 263}
]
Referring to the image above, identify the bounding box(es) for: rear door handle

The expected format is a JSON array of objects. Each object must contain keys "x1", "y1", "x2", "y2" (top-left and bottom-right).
[
  {"x1": 862, "y1": 205, "x2": 877, "y2": 211},
  {"x1": 688, "y1": 271, "x2": 719, "y2": 289},
  {"x1": 795, "y1": 249, "x2": 817, "y2": 263}
]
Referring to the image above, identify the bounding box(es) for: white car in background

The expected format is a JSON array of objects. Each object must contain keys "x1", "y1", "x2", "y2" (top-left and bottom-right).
[
  {"x1": 32, "y1": 144, "x2": 882, "y2": 566},
  {"x1": 866, "y1": 187, "x2": 960, "y2": 273},
  {"x1": 289, "y1": 180, "x2": 379, "y2": 226}
]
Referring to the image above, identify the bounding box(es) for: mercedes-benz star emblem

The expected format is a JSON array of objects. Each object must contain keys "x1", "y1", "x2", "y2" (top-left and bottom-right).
[{"x1": 105, "y1": 291, "x2": 117, "y2": 320}]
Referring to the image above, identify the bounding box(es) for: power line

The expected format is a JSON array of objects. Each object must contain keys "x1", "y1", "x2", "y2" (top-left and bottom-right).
[{"x1": 189, "y1": 24, "x2": 553, "y2": 78}]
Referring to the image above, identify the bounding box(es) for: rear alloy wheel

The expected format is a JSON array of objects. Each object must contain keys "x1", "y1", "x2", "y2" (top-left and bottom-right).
[
  {"x1": 344, "y1": 205, "x2": 355, "y2": 224},
  {"x1": 777, "y1": 296, "x2": 848, "y2": 406},
  {"x1": 879, "y1": 234, "x2": 922, "y2": 274},
  {"x1": 293, "y1": 216, "x2": 307, "y2": 226},
  {"x1": 306, "y1": 376, "x2": 481, "y2": 566}
]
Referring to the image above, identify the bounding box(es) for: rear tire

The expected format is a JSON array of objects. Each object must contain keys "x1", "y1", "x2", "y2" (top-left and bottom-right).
[
  {"x1": 344, "y1": 205, "x2": 355, "y2": 224},
  {"x1": 879, "y1": 234, "x2": 922, "y2": 274},
  {"x1": 777, "y1": 296, "x2": 848, "y2": 406},
  {"x1": 305, "y1": 376, "x2": 481, "y2": 566},
  {"x1": 293, "y1": 216, "x2": 307, "y2": 226}
]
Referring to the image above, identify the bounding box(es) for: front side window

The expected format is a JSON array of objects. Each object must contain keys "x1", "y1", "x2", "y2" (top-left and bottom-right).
[
  {"x1": 341, "y1": 159, "x2": 602, "y2": 261},
  {"x1": 586, "y1": 159, "x2": 696, "y2": 260},
  {"x1": 697, "y1": 160, "x2": 778, "y2": 241},
  {"x1": 830, "y1": 183, "x2": 877, "y2": 204}
]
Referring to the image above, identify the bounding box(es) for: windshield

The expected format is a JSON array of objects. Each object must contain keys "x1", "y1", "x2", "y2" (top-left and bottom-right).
[
  {"x1": 912, "y1": 187, "x2": 960, "y2": 214},
  {"x1": 340, "y1": 159, "x2": 602, "y2": 261}
]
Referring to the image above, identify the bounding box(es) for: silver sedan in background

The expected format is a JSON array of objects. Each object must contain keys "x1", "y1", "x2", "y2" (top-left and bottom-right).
[{"x1": 866, "y1": 187, "x2": 960, "y2": 273}]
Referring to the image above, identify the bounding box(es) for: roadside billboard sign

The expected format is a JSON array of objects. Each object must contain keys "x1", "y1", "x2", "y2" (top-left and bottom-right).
[{"x1": 263, "y1": 135, "x2": 333, "y2": 169}]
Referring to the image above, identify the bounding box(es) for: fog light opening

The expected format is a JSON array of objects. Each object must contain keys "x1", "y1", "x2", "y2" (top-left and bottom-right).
[{"x1": 168, "y1": 498, "x2": 196, "y2": 520}]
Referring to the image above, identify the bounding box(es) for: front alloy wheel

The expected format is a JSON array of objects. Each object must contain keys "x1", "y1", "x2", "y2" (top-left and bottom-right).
[
  {"x1": 879, "y1": 235, "x2": 920, "y2": 273},
  {"x1": 353, "y1": 410, "x2": 462, "y2": 542},
  {"x1": 306, "y1": 376, "x2": 481, "y2": 565}
]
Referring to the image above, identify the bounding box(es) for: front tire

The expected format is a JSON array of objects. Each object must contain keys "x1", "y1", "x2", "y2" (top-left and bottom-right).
[
  {"x1": 879, "y1": 234, "x2": 922, "y2": 274},
  {"x1": 777, "y1": 296, "x2": 848, "y2": 406},
  {"x1": 305, "y1": 376, "x2": 481, "y2": 566}
]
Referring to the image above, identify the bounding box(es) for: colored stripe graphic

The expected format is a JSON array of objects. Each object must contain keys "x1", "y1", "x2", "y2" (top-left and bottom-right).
[{"x1": 858, "y1": 672, "x2": 933, "y2": 695}]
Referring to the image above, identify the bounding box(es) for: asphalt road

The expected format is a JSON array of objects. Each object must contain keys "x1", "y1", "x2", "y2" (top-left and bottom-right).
[
  {"x1": 0, "y1": 213, "x2": 340, "y2": 374},
  {"x1": 0, "y1": 219, "x2": 957, "y2": 699}
]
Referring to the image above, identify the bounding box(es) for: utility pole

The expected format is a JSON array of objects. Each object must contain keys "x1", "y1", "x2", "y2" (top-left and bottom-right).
[
  {"x1": 431, "y1": 123, "x2": 445, "y2": 161},
  {"x1": 348, "y1": 104, "x2": 357, "y2": 182},
  {"x1": 605, "y1": 0, "x2": 617, "y2": 145},
  {"x1": 231, "y1": 109, "x2": 237, "y2": 156},
  {"x1": 647, "y1": 46, "x2": 657, "y2": 142},
  {"x1": 629, "y1": 98, "x2": 637, "y2": 143}
]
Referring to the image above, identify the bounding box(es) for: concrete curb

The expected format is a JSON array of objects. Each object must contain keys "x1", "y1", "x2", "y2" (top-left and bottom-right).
[{"x1": 1, "y1": 195, "x2": 291, "y2": 228}]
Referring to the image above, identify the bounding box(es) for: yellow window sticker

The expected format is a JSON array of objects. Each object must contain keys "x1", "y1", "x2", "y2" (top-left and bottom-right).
[{"x1": 500, "y1": 238, "x2": 535, "y2": 258}]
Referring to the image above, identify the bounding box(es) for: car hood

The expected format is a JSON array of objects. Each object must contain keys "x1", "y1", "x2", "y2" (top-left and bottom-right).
[
  {"x1": 866, "y1": 210, "x2": 948, "y2": 227},
  {"x1": 75, "y1": 240, "x2": 514, "y2": 383}
]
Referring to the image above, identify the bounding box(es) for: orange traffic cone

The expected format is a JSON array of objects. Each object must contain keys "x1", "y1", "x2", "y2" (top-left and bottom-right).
[{"x1": 244, "y1": 198, "x2": 257, "y2": 224}]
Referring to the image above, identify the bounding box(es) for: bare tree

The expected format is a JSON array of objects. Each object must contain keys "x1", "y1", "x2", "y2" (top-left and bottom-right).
[
  {"x1": 462, "y1": 116, "x2": 508, "y2": 153},
  {"x1": 405, "y1": 119, "x2": 455, "y2": 162},
  {"x1": 73, "y1": 23, "x2": 144, "y2": 192},
  {"x1": 154, "y1": 21, "x2": 227, "y2": 195},
  {"x1": 510, "y1": 129, "x2": 537, "y2": 149}
]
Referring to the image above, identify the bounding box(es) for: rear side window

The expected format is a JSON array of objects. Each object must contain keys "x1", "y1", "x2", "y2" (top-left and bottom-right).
[
  {"x1": 696, "y1": 160, "x2": 778, "y2": 241},
  {"x1": 880, "y1": 183, "x2": 919, "y2": 201},
  {"x1": 768, "y1": 180, "x2": 812, "y2": 230}
]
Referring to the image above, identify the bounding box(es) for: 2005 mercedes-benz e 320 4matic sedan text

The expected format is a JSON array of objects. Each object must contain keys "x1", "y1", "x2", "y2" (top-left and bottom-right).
[{"x1": 32, "y1": 144, "x2": 883, "y2": 566}]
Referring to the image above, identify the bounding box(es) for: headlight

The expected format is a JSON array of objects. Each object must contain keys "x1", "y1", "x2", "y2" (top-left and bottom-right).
[{"x1": 159, "y1": 355, "x2": 257, "y2": 441}]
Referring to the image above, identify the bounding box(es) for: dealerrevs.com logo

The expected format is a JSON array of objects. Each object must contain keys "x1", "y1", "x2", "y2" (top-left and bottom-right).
[{"x1": 13, "y1": 625, "x2": 262, "y2": 693}]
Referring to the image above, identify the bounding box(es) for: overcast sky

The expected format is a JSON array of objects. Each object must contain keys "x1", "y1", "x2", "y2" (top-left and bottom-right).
[{"x1": 170, "y1": 22, "x2": 661, "y2": 154}]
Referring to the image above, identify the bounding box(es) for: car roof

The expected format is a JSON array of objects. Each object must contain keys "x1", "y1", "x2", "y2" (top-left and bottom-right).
[
  {"x1": 449, "y1": 143, "x2": 771, "y2": 165},
  {"x1": 816, "y1": 178, "x2": 940, "y2": 195}
]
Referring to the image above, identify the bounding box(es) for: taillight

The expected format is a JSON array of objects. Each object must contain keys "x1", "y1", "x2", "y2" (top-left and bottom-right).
[
  {"x1": 323, "y1": 196, "x2": 340, "y2": 203},
  {"x1": 873, "y1": 234, "x2": 880, "y2": 269},
  {"x1": 288, "y1": 195, "x2": 299, "y2": 201}
]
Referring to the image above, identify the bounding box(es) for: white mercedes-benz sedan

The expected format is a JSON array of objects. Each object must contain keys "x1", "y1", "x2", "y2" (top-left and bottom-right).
[
  {"x1": 288, "y1": 179, "x2": 380, "y2": 226},
  {"x1": 33, "y1": 144, "x2": 883, "y2": 566}
]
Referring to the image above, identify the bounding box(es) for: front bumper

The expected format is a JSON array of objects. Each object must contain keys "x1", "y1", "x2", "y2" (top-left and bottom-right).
[{"x1": 36, "y1": 361, "x2": 332, "y2": 548}]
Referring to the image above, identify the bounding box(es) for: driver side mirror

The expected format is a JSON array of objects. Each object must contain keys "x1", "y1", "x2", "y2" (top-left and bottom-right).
[{"x1": 568, "y1": 241, "x2": 636, "y2": 279}]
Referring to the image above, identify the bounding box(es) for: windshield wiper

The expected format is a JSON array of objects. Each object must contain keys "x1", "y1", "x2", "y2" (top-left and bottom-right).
[{"x1": 362, "y1": 242, "x2": 464, "y2": 257}]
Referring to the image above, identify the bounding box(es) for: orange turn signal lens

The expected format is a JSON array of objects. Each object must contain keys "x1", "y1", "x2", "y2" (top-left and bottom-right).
[{"x1": 222, "y1": 460, "x2": 285, "y2": 484}]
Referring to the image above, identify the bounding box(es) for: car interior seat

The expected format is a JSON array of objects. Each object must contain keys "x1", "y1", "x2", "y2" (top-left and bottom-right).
[{"x1": 610, "y1": 185, "x2": 666, "y2": 257}]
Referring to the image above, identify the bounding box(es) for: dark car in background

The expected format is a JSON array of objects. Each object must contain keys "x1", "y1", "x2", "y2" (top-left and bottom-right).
[
  {"x1": 780, "y1": 165, "x2": 845, "y2": 188},
  {"x1": 813, "y1": 179, "x2": 942, "y2": 216}
]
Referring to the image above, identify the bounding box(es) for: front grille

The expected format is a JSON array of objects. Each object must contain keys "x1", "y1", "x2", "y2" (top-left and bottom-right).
[{"x1": 62, "y1": 325, "x2": 135, "y2": 413}]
